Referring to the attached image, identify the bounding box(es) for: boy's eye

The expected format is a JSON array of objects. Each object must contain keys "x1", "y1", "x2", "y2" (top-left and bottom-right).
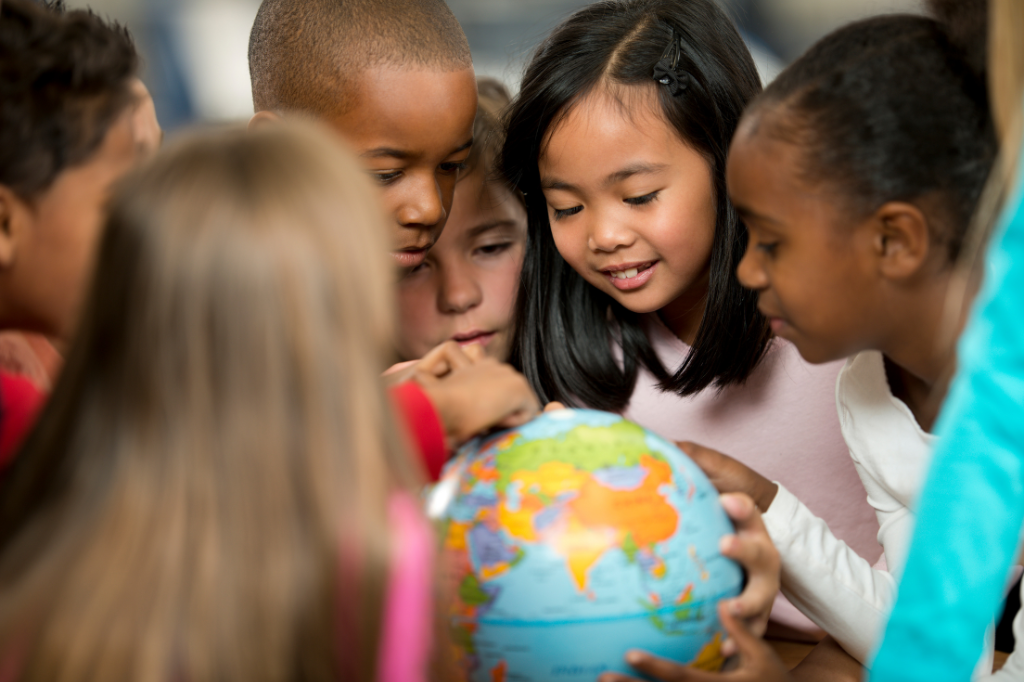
[
  {"x1": 552, "y1": 205, "x2": 582, "y2": 221},
  {"x1": 374, "y1": 171, "x2": 401, "y2": 185},
  {"x1": 439, "y1": 161, "x2": 468, "y2": 174},
  {"x1": 624, "y1": 190, "x2": 660, "y2": 206}
]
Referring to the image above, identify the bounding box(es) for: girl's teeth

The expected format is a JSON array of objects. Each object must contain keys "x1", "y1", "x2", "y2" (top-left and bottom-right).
[
  {"x1": 624, "y1": 268, "x2": 639, "y2": 278},
  {"x1": 614, "y1": 268, "x2": 640, "y2": 280}
]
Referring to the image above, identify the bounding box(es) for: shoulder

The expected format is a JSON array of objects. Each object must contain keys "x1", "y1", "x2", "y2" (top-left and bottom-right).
[{"x1": 836, "y1": 352, "x2": 933, "y2": 487}]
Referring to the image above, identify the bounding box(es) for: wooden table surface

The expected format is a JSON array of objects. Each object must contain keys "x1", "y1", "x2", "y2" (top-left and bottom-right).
[{"x1": 767, "y1": 639, "x2": 1010, "y2": 673}]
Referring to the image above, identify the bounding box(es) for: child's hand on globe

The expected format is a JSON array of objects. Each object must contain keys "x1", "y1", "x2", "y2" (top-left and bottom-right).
[
  {"x1": 597, "y1": 601, "x2": 793, "y2": 682},
  {"x1": 716, "y1": 493, "x2": 779, "y2": 652},
  {"x1": 404, "y1": 341, "x2": 541, "y2": 446},
  {"x1": 678, "y1": 442, "x2": 779, "y2": 513}
]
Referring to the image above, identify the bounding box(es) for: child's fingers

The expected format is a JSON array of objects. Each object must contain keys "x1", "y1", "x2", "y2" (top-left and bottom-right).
[
  {"x1": 416, "y1": 341, "x2": 472, "y2": 378},
  {"x1": 617, "y1": 650, "x2": 722, "y2": 682},
  {"x1": 719, "y1": 601, "x2": 793, "y2": 682},
  {"x1": 381, "y1": 359, "x2": 419, "y2": 385},
  {"x1": 718, "y1": 494, "x2": 779, "y2": 638},
  {"x1": 719, "y1": 492, "x2": 756, "y2": 524},
  {"x1": 498, "y1": 382, "x2": 542, "y2": 428},
  {"x1": 543, "y1": 401, "x2": 566, "y2": 412},
  {"x1": 678, "y1": 442, "x2": 745, "y2": 495},
  {"x1": 462, "y1": 342, "x2": 485, "y2": 362}
]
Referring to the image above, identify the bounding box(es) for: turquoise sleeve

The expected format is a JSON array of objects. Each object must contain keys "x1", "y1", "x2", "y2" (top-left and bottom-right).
[{"x1": 869, "y1": 155, "x2": 1024, "y2": 680}]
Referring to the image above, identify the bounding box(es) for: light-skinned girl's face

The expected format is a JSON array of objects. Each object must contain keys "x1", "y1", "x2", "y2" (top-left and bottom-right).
[
  {"x1": 729, "y1": 118, "x2": 882, "y2": 364},
  {"x1": 329, "y1": 66, "x2": 477, "y2": 270},
  {"x1": 396, "y1": 168, "x2": 526, "y2": 361},
  {"x1": 538, "y1": 87, "x2": 717, "y2": 319}
]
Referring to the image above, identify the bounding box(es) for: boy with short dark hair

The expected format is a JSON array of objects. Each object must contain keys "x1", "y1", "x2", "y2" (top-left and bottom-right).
[
  {"x1": 0, "y1": 0, "x2": 153, "y2": 464},
  {"x1": 248, "y1": 0, "x2": 478, "y2": 269},
  {"x1": 247, "y1": 0, "x2": 539, "y2": 470}
]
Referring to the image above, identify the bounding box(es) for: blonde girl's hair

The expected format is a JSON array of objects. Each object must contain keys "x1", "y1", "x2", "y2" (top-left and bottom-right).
[{"x1": 0, "y1": 122, "x2": 420, "y2": 682}]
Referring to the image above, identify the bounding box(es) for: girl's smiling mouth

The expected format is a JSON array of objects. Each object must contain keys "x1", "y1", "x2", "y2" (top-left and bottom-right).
[{"x1": 601, "y1": 260, "x2": 658, "y2": 291}]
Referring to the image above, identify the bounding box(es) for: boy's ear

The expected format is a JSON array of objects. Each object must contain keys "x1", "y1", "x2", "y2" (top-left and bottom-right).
[
  {"x1": 870, "y1": 201, "x2": 931, "y2": 281},
  {"x1": 0, "y1": 185, "x2": 25, "y2": 269},
  {"x1": 248, "y1": 110, "x2": 282, "y2": 130}
]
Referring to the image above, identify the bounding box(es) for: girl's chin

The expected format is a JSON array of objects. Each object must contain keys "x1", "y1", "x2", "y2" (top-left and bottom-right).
[{"x1": 605, "y1": 289, "x2": 673, "y2": 315}]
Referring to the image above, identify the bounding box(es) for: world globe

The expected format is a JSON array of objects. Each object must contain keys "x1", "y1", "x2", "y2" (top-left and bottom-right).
[{"x1": 430, "y1": 408, "x2": 743, "y2": 682}]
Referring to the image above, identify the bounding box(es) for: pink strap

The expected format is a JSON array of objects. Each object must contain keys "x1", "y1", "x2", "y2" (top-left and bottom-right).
[{"x1": 377, "y1": 493, "x2": 434, "y2": 682}]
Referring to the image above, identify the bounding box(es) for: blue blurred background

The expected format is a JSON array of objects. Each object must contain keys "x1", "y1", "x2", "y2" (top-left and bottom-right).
[{"x1": 65, "y1": 0, "x2": 924, "y2": 131}]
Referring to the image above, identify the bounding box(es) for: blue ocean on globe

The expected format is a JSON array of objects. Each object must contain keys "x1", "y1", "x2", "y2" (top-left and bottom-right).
[{"x1": 430, "y1": 408, "x2": 743, "y2": 681}]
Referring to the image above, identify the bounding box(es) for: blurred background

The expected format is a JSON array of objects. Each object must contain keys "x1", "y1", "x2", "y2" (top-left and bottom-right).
[{"x1": 65, "y1": 0, "x2": 924, "y2": 131}]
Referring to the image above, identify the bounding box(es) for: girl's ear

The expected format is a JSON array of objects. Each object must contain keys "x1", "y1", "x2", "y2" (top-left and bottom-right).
[
  {"x1": 0, "y1": 185, "x2": 25, "y2": 269},
  {"x1": 870, "y1": 201, "x2": 931, "y2": 281}
]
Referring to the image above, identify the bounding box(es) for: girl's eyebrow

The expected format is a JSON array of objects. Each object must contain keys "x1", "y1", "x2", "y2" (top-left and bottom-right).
[
  {"x1": 467, "y1": 220, "x2": 519, "y2": 238},
  {"x1": 541, "y1": 176, "x2": 577, "y2": 192},
  {"x1": 541, "y1": 162, "x2": 668, "y2": 192},
  {"x1": 735, "y1": 204, "x2": 782, "y2": 226},
  {"x1": 603, "y1": 162, "x2": 668, "y2": 187}
]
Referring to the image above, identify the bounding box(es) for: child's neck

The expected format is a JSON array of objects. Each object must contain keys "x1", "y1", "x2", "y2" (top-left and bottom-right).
[
  {"x1": 658, "y1": 273, "x2": 710, "y2": 346},
  {"x1": 882, "y1": 358, "x2": 947, "y2": 433},
  {"x1": 880, "y1": 272, "x2": 967, "y2": 433}
]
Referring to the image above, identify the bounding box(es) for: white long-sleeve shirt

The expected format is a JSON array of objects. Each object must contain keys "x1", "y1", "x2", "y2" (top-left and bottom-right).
[{"x1": 763, "y1": 351, "x2": 1024, "y2": 678}]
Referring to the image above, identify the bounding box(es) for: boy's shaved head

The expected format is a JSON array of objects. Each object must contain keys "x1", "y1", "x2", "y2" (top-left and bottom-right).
[{"x1": 249, "y1": 0, "x2": 472, "y2": 115}]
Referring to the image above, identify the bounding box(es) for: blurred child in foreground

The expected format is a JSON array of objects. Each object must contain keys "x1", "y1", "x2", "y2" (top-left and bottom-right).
[
  {"x1": 0, "y1": 123, "x2": 438, "y2": 682},
  {"x1": 871, "y1": 0, "x2": 1024, "y2": 678}
]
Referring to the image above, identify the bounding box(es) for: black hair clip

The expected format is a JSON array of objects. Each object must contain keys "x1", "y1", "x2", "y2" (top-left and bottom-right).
[{"x1": 652, "y1": 26, "x2": 691, "y2": 96}]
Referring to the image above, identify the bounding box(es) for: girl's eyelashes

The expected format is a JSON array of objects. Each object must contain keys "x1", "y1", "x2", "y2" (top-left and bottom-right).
[
  {"x1": 401, "y1": 260, "x2": 431, "y2": 278},
  {"x1": 551, "y1": 205, "x2": 582, "y2": 221},
  {"x1": 440, "y1": 160, "x2": 469, "y2": 174},
  {"x1": 755, "y1": 240, "x2": 779, "y2": 256},
  {"x1": 624, "y1": 190, "x2": 660, "y2": 207},
  {"x1": 475, "y1": 241, "x2": 513, "y2": 257},
  {"x1": 374, "y1": 170, "x2": 401, "y2": 185}
]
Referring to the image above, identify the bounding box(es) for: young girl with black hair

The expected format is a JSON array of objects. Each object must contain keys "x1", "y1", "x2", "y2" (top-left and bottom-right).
[
  {"x1": 614, "y1": 8, "x2": 1021, "y2": 682},
  {"x1": 501, "y1": 0, "x2": 879, "y2": 637}
]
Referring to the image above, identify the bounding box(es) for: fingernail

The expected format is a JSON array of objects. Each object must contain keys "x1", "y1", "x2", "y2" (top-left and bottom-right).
[
  {"x1": 625, "y1": 650, "x2": 645, "y2": 665},
  {"x1": 722, "y1": 639, "x2": 737, "y2": 657},
  {"x1": 719, "y1": 534, "x2": 736, "y2": 554},
  {"x1": 727, "y1": 598, "x2": 743, "y2": 615}
]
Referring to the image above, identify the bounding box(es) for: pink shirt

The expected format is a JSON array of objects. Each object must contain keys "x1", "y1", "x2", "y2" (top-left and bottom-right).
[
  {"x1": 377, "y1": 493, "x2": 434, "y2": 682},
  {"x1": 621, "y1": 314, "x2": 881, "y2": 636}
]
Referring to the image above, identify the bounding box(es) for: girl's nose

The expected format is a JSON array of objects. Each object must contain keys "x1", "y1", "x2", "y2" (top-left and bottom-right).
[
  {"x1": 587, "y1": 214, "x2": 636, "y2": 253},
  {"x1": 736, "y1": 239, "x2": 768, "y2": 291},
  {"x1": 438, "y1": 264, "x2": 482, "y2": 314}
]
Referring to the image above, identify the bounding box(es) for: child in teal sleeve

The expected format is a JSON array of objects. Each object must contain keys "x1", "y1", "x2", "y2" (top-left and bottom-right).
[{"x1": 869, "y1": 128, "x2": 1024, "y2": 682}]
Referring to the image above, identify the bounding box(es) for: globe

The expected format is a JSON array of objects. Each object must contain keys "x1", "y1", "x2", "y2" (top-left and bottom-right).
[{"x1": 430, "y1": 408, "x2": 743, "y2": 682}]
